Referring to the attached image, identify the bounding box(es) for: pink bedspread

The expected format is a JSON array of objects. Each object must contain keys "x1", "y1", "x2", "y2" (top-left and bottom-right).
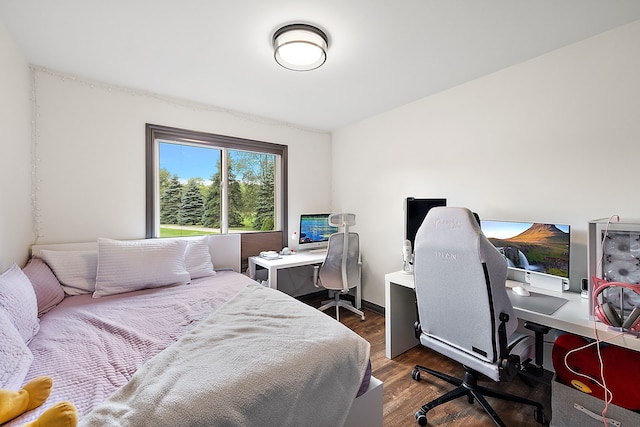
[
  {"x1": 7, "y1": 271, "x2": 252, "y2": 426},
  {"x1": 80, "y1": 283, "x2": 370, "y2": 427}
]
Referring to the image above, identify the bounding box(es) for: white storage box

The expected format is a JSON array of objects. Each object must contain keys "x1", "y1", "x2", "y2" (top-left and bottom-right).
[{"x1": 551, "y1": 375, "x2": 640, "y2": 427}]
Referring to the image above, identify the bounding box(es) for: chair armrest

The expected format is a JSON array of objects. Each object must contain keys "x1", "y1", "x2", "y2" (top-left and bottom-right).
[
  {"x1": 523, "y1": 321, "x2": 552, "y2": 377},
  {"x1": 498, "y1": 312, "x2": 509, "y2": 360},
  {"x1": 313, "y1": 265, "x2": 320, "y2": 288},
  {"x1": 498, "y1": 312, "x2": 518, "y2": 381}
]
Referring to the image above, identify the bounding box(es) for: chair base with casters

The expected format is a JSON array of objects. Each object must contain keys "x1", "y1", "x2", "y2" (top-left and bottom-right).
[
  {"x1": 318, "y1": 290, "x2": 365, "y2": 321},
  {"x1": 410, "y1": 364, "x2": 547, "y2": 426},
  {"x1": 314, "y1": 265, "x2": 365, "y2": 321},
  {"x1": 411, "y1": 313, "x2": 548, "y2": 426}
]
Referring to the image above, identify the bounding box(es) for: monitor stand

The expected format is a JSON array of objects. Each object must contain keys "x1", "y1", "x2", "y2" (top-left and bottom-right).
[
  {"x1": 508, "y1": 269, "x2": 568, "y2": 293},
  {"x1": 525, "y1": 271, "x2": 569, "y2": 293}
]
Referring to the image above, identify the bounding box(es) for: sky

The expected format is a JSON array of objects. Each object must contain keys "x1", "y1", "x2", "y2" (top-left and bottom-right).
[
  {"x1": 481, "y1": 220, "x2": 570, "y2": 239},
  {"x1": 159, "y1": 141, "x2": 220, "y2": 182}
]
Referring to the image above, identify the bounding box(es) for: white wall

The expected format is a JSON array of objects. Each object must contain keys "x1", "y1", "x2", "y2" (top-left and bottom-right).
[
  {"x1": 333, "y1": 20, "x2": 640, "y2": 307},
  {"x1": 0, "y1": 20, "x2": 32, "y2": 271},
  {"x1": 32, "y1": 69, "x2": 332, "y2": 245}
]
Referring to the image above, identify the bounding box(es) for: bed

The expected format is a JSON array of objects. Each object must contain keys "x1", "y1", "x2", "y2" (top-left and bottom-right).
[{"x1": 0, "y1": 234, "x2": 382, "y2": 426}]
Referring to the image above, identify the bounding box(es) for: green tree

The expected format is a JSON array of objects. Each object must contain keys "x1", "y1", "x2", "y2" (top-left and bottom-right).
[
  {"x1": 261, "y1": 217, "x2": 274, "y2": 231},
  {"x1": 179, "y1": 179, "x2": 204, "y2": 225},
  {"x1": 228, "y1": 168, "x2": 244, "y2": 227},
  {"x1": 253, "y1": 158, "x2": 275, "y2": 230},
  {"x1": 240, "y1": 182, "x2": 259, "y2": 226},
  {"x1": 230, "y1": 151, "x2": 261, "y2": 221},
  {"x1": 159, "y1": 168, "x2": 171, "y2": 196},
  {"x1": 160, "y1": 175, "x2": 182, "y2": 225},
  {"x1": 202, "y1": 160, "x2": 244, "y2": 229},
  {"x1": 202, "y1": 171, "x2": 221, "y2": 228}
]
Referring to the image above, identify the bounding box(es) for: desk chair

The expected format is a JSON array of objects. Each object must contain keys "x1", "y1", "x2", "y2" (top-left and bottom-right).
[
  {"x1": 313, "y1": 213, "x2": 365, "y2": 321},
  {"x1": 411, "y1": 207, "x2": 546, "y2": 426}
]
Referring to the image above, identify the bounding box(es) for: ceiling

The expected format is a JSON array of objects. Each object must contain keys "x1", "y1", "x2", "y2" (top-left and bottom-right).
[{"x1": 2, "y1": 1, "x2": 640, "y2": 132}]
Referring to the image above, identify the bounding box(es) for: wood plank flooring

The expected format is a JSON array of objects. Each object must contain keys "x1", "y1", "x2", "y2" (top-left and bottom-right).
[{"x1": 304, "y1": 299, "x2": 552, "y2": 426}]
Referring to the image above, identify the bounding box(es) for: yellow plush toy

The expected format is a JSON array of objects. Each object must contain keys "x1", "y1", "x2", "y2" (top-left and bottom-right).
[{"x1": 0, "y1": 376, "x2": 77, "y2": 427}]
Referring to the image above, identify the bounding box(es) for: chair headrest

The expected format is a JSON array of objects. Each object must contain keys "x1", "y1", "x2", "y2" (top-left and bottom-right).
[
  {"x1": 328, "y1": 213, "x2": 356, "y2": 228},
  {"x1": 426, "y1": 206, "x2": 477, "y2": 226},
  {"x1": 419, "y1": 207, "x2": 482, "y2": 242}
]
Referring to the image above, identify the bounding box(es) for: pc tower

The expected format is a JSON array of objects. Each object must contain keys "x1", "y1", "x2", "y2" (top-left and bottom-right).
[{"x1": 588, "y1": 218, "x2": 640, "y2": 319}]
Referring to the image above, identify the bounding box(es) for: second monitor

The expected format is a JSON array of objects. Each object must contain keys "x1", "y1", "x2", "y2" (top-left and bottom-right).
[{"x1": 404, "y1": 197, "x2": 447, "y2": 252}]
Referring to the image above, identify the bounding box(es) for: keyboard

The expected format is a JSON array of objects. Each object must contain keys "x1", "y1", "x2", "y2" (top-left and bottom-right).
[{"x1": 309, "y1": 249, "x2": 328, "y2": 255}]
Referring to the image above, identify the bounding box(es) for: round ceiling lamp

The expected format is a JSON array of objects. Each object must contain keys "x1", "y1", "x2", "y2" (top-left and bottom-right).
[{"x1": 273, "y1": 23, "x2": 328, "y2": 71}]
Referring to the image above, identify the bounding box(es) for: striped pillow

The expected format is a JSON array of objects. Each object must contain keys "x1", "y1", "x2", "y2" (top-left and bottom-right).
[
  {"x1": 94, "y1": 238, "x2": 191, "y2": 297},
  {"x1": 23, "y1": 257, "x2": 65, "y2": 316},
  {"x1": 39, "y1": 250, "x2": 98, "y2": 295}
]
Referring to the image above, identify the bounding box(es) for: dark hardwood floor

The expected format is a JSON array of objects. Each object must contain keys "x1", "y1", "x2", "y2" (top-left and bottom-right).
[{"x1": 303, "y1": 298, "x2": 552, "y2": 426}]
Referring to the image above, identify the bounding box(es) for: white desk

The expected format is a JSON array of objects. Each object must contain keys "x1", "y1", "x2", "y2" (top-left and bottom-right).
[
  {"x1": 385, "y1": 270, "x2": 640, "y2": 359},
  {"x1": 248, "y1": 252, "x2": 363, "y2": 310}
]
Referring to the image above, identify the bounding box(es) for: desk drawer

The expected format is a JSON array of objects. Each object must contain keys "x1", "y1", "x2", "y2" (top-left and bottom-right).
[{"x1": 551, "y1": 376, "x2": 640, "y2": 427}]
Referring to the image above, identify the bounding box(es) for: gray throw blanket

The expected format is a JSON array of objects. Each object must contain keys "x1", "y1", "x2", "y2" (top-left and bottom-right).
[{"x1": 80, "y1": 283, "x2": 370, "y2": 427}]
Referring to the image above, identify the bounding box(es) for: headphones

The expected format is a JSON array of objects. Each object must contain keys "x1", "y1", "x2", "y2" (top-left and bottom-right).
[{"x1": 593, "y1": 276, "x2": 640, "y2": 332}]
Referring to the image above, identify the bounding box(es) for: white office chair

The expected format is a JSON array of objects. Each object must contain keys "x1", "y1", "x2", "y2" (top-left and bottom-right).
[
  {"x1": 313, "y1": 213, "x2": 365, "y2": 321},
  {"x1": 411, "y1": 207, "x2": 546, "y2": 426}
]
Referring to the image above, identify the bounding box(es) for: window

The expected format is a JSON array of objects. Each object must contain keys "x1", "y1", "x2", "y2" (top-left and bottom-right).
[{"x1": 146, "y1": 124, "x2": 287, "y2": 239}]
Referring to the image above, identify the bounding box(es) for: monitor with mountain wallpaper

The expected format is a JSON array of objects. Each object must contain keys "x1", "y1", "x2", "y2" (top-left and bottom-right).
[{"x1": 480, "y1": 220, "x2": 570, "y2": 288}]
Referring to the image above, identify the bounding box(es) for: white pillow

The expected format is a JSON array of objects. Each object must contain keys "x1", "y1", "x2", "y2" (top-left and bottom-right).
[
  {"x1": 94, "y1": 238, "x2": 191, "y2": 298},
  {"x1": 39, "y1": 250, "x2": 98, "y2": 295},
  {"x1": 184, "y1": 237, "x2": 216, "y2": 279},
  {"x1": 0, "y1": 311, "x2": 33, "y2": 390}
]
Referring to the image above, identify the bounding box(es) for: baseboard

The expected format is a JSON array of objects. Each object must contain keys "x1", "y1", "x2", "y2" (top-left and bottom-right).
[
  {"x1": 362, "y1": 300, "x2": 385, "y2": 316},
  {"x1": 297, "y1": 290, "x2": 327, "y2": 301}
]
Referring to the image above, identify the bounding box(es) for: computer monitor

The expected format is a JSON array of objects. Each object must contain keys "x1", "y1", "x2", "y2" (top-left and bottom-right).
[
  {"x1": 481, "y1": 219, "x2": 570, "y2": 290},
  {"x1": 298, "y1": 214, "x2": 338, "y2": 251},
  {"x1": 404, "y1": 198, "x2": 447, "y2": 252}
]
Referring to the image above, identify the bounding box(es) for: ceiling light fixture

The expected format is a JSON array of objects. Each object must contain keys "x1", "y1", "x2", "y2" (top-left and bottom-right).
[{"x1": 273, "y1": 23, "x2": 328, "y2": 71}]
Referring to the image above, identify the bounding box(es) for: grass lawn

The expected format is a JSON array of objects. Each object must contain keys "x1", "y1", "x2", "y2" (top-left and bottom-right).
[
  {"x1": 159, "y1": 228, "x2": 216, "y2": 237},
  {"x1": 159, "y1": 226, "x2": 257, "y2": 237}
]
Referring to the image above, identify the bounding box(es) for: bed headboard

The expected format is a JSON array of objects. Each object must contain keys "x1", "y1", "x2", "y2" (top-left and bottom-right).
[{"x1": 31, "y1": 234, "x2": 241, "y2": 272}]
